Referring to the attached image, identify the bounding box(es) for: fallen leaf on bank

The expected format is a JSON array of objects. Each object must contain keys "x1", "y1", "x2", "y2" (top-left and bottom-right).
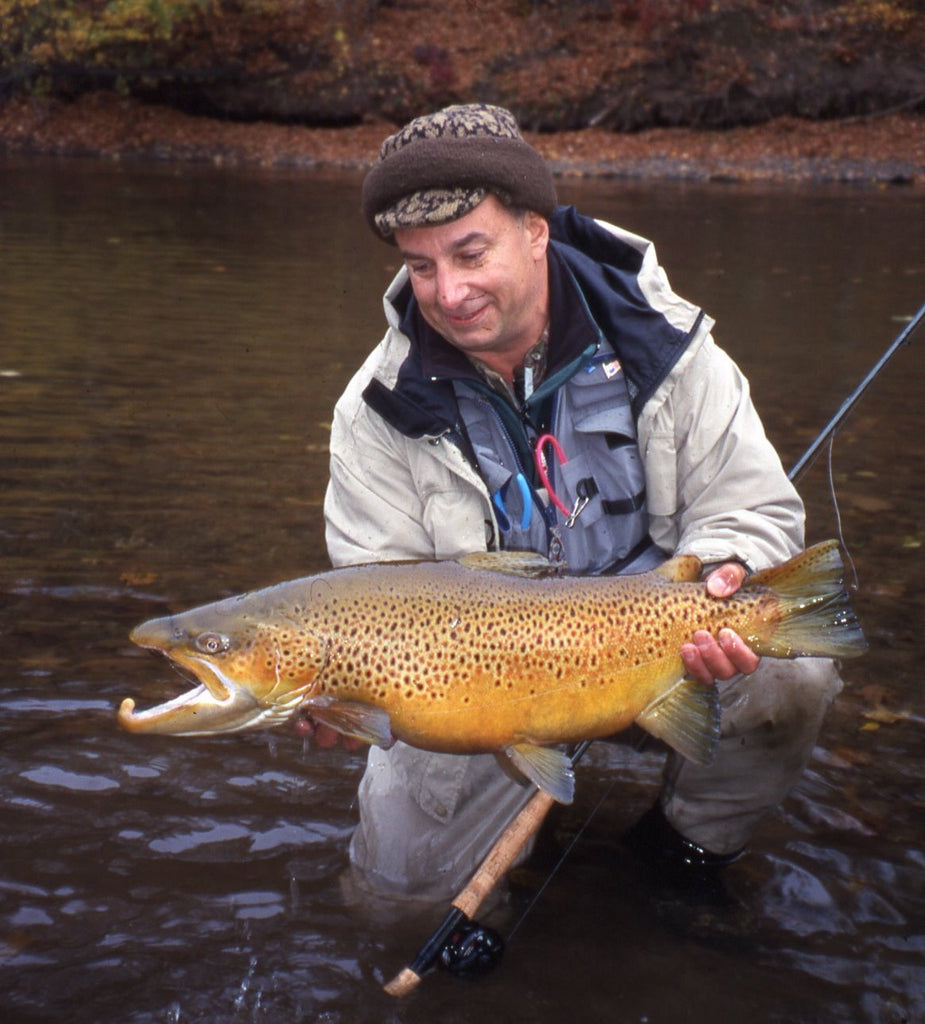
[
  {"x1": 853, "y1": 683, "x2": 898, "y2": 706},
  {"x1": 120, "y1": 571, "x2": 158, "y2": 586},
  {"x1": 851, "y1": 494, "x2": 893, "y2": 513},
  {"x1": 826, "y1": 746, "x2": 874, "y2": 767},
  {"x1": 863, "y1": 705, "x2": 923, "y2": 727}
]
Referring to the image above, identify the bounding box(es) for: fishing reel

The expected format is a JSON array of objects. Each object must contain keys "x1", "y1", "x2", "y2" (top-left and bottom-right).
[{"x1": 437, "y1": 921, "x2": 505, "y2": 979}]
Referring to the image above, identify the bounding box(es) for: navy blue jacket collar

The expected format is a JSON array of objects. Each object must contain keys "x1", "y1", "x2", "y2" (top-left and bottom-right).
[{"x1": 363, "y1": 206, "x2": 698, "y2": 438}]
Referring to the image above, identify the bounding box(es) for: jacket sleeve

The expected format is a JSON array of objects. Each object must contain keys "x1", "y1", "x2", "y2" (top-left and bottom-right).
[
  {"x1": 324, "y1": 368, "x2": 491, "y2": 568},
  {"x1": 641, "y1": 330, "x2": 805, "y2": 571}
]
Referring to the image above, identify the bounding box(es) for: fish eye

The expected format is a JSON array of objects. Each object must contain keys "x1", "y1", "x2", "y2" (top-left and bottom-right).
[{"x1": 195, "y1": 632, "x2": 231, "y2": 655}]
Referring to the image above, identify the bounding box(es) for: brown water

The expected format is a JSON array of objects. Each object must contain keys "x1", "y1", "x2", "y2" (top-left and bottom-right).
[{"x1": 1, "y1": 157, "x2": 923, "y2": 1024}]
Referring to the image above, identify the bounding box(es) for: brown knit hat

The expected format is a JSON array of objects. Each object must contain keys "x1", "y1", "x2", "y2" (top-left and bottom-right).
[{"x1": 361, "y1": 103, "x2": 557, "y2": 241}]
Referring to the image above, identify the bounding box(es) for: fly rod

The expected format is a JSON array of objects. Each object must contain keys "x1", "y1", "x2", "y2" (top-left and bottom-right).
[
  {"x1": 382, "y1": 302, "x2": 922, "y2": 998},
  {"x1": 789, "y1": 301, "x2": 924, "y2": 483},
  {"x1": 382, "y1": 741, "x2": 591, "y2": 997}
]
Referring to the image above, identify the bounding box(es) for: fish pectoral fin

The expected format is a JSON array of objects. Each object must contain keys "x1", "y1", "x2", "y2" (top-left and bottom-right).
[
  {"x1": 504, "y1": 743, "x2": 575, "y2": 804},
  {"x1": 635, "y1": 678, "x2": 720, "y2": 766},
  {"x1": 302, "y1": 696, "x2": 395, "y2": 749},
  {"x1": 651, "y1": 554, "x2": 703, "y2": 583},
  {"x1": 458, "y1": 551, "x2": 564, "y2": 578}
]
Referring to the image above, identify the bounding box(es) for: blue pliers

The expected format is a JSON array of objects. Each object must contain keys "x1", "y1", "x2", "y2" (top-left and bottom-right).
[{"x1": 492, "y1": 472, "x2": 533, "y2": 532}]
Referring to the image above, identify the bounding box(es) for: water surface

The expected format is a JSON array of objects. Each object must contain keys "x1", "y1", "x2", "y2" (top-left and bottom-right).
[{"x1": 1, "y1": 158, "x2": 923, "y2": 1023}]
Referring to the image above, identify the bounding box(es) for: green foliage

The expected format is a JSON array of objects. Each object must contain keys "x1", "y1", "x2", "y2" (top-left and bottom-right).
[{"x1": 0, "y1": 0, "x2": 213, "y2": 93}]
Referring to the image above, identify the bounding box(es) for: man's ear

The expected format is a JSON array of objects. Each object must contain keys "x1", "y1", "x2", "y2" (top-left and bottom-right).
[{"x1": 524, "y1": 210, "x2": 550, "y2": 259}]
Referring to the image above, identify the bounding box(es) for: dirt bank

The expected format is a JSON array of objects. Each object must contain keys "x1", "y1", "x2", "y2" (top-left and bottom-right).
[
  {"x1": 1, "y1": 91, "x2": 922, "y2": 185},
  {"x1": 2, "y1": 0, "x2": 924, "y2": 182}
]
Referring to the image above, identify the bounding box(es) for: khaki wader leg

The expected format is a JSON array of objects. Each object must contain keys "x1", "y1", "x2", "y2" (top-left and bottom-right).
[
  {"x1": 349, "y1": 745, "x2": 533, "y2": 902},
  {"x1": 659, "y1": 657, "x2": 844, "y2": 856}
]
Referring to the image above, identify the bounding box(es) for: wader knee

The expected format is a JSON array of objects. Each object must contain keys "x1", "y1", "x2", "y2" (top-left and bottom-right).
[
  {"x1": 657, "y1": 657, "x2": 844, "y2": 856},
  {"x1": 348, "y1": 743, "x2": 533, "y2": 901}
]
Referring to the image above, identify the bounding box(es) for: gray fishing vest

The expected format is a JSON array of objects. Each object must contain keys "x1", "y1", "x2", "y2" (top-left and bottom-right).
[{"x1": 454, "y1": 341, "x2": 662, "y2": 575}]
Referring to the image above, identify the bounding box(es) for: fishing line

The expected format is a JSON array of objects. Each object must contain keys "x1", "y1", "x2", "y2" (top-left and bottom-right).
[
  {"x1": 825, "y1": 433, "x2": 859, "y2": 592},
  {"x1": 506, "y1": 767, "x2": 620, "y2": 943},
  {"x1": 506, "y1": 735, "x2": 648, "y2": 943}
]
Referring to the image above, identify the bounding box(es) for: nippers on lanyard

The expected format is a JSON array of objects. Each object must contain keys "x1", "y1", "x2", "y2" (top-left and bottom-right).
[
  {"x1": 492, "y1": 472, "x2": 533, "y2": 532},
  {"x1": 534, "y1": 434, "x2": 591, "y2": 528}
]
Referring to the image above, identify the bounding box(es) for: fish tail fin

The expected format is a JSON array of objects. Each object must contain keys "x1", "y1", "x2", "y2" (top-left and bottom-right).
[{"x1": 746, "y1": 540, "x2": 868, "y2": 660}]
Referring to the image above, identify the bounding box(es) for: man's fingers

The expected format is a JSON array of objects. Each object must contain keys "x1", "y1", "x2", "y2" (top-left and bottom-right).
[
  {"x1": 313, "y1": 722, "x2": 342, "y2": 749},
  {"x1": 293, "y1": 715, "x2": 365, "y2": 752},
  {"x1": 718, "y1": 627, "x2": 760, "y2": 675},
  {"x1": 680, "y1": 641, "x2": 714, "y2": 686},
  {"x1": 681, "y1": 628, "x2": 759, "y2": 685},
  {"x1": 704, "y1": 561, "x2": 748, "y2": 598}
]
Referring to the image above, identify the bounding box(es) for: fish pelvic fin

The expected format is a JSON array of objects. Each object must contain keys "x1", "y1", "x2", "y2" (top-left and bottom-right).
[
  {"x1": 302, "y1": 695, "x2": 395, "y2": 748},
  {"x1": 746, "y1": 540, "x2": 868, "y2": 660},
  {"x1": 504, "y1": 743, "x2": 575, "y2": 804},
  {"x1": 458, "y1": 551, "x2": 564, "y2": 578},
  {"x1": 635, "y1": 678, "x2": 720, "y2": 766}
]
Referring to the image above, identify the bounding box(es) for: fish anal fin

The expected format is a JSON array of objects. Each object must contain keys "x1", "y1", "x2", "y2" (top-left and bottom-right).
[
  {"x1": 494, "y1": 751, "x2": 531, "y2": 787},
  {"x1": 458, "y1": 551, "x2": 564, "y2": 578},
  {"x1": 635, "y1": 678, "x2": 720, "y2": 766},
  {"x1": 652, "y1": 554, "x2": 703, "y2": 584},
  {"x1": 302, "y1": 695, "x2": 394, "y2": 748},
  {"x1": 504, "y1": 742, "x2": 575, "y2": 804}
]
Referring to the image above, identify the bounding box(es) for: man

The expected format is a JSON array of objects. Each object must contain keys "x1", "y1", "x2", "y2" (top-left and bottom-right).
[{"x1": 322, "y1": 104, "x2": 841, "y2": 901}]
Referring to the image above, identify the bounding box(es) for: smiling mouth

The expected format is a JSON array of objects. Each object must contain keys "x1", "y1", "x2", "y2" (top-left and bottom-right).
[{"x1": 444, "y1": 303, "x2": 488, "y2": 328}]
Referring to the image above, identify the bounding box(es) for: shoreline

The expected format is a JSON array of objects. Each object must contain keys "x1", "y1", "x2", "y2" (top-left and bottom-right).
[{"x1": 1, "y1": 93, "x2": 923, "y2": 185}]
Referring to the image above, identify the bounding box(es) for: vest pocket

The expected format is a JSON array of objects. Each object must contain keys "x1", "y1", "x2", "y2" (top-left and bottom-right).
[
  {"x1": 558, "y1": 369, "x2": 649, "y2": 572},
  {"x1": 558, "y1": 451, "x2": 604, "y2": 526}
]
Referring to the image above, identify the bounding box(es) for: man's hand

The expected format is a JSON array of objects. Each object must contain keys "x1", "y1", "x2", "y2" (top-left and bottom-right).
[
  {"x1": 293, "y1": 714, "x2": 365, "y2": 751},
  {"x1": 680, "y1": 561, "x2": 760, "y2": 686}
]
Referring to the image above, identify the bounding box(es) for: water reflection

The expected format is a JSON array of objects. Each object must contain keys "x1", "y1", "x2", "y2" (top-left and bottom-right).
[{"x1": 1, "y1": 157, "x2": 923, "y2": 1023}]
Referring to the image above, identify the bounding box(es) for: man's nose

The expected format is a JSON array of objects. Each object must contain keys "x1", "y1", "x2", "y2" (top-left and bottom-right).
[{"x1": 435, "y1": 264, "x2": 468, "y2": 307}]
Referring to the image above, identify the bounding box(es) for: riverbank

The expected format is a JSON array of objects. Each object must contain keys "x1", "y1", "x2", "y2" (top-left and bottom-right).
[{"x1": 2, "y1": 92, "x2": 923, "y2": 185}]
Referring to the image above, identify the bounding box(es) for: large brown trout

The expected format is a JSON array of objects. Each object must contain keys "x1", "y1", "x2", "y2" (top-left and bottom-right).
[{"x1": 119, "y1": 541, "x2": 866, "y2": 803}]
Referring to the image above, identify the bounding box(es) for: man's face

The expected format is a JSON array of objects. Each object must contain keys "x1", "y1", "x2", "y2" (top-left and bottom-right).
[{"x1": 394, "y1": 196, "x2": 549, "y2": 377}]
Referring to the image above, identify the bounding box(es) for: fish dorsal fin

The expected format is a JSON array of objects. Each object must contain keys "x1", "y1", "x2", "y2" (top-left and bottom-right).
[
  {"x1": 458, "y1": 551, "x2": 564, "y2": 579},
  {"x1": 504, "y1": 742, "x2": 575, "y2": 804},
  {"x1": 302, "y1": 695, "x2": 395, "y2": 749},
  {"x1": 652, "y1": 554, "x2": 703, "y2": 583},
  {"x1": 635, "y1": 678, "x2": 720, "y2": 766}
]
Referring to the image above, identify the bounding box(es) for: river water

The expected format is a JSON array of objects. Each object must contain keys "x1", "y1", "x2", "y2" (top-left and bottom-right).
[{"x1": 1, "y1": 157, "x2": 923, "y2": 1023}]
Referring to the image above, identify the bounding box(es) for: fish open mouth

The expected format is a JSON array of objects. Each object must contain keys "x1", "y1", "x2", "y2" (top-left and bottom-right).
[
  {"x1": 118, "y1": 647, "x2": 273, "y2": 736},
  {"x1": 117, "y1": 679, "x2": 266, "y2": 736}
]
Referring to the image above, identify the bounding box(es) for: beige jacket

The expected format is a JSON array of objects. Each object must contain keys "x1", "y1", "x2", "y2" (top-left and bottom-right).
[{"x1": 324, "y1": 219, "x2": 804, "y2": 572}]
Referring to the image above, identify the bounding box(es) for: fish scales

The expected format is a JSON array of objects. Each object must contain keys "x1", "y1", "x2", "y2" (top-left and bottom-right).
[
  {"x1": 306, "y1": 567, "x2": 743, "y2": 749},
  {"x1": 119, "y1": 542, "x2": 866, "y2": 803}
]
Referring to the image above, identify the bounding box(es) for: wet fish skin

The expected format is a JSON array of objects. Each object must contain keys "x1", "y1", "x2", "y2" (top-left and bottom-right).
[{"x1": 119, "y1": 541, "x2": 867, "y2": 803}]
